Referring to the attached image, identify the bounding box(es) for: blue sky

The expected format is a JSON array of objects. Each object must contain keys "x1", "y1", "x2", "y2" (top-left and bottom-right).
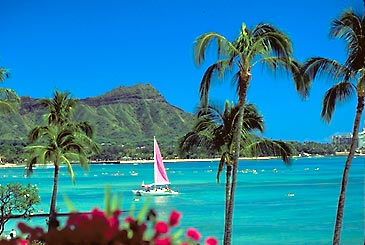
[{"x1": 0, "y1": 0, "x2": 363, "y2": 143}]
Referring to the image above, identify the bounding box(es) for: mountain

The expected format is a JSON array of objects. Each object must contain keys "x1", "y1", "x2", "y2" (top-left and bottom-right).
[{"x1": 0, "y1": 84, "x2": 195, "y2": 157}]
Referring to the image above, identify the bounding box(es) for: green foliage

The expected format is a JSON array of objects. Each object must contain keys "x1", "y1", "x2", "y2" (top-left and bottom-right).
[
  {"x1": 0, "y1": 84, "x2": 351, "y2": 163},
  {"x1": 25, "y1": 90, "x2": 100, "y2": 231},
  {"x1": 302, "y1": 9, "x2": 365, "y2": 244},
  {"x1": 0, "y1": 183, "x2": 40, "y2": 235},
  {"x1": 0, "y1": 84, "x2": 194, "y2": 162},
  {"x1": 4, "y1": 187, "x2": 217, "y2": 245},
  {"x1": 194, "y1": 21, "x2": 308, "y2": 244},
  {"x1": 289, "y1": 141, "x2": 337, "y2": 155}
]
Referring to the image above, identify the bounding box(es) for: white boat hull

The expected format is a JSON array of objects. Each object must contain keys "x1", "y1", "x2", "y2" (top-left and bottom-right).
[
  {"x1": 132, "y1": 189, "x2": 179, "y2": 196},
  {"x1": 131, "y1": 137, "x2": 180, "y2": 197}
]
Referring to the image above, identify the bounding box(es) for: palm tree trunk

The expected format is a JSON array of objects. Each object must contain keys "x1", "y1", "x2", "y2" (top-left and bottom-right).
[
  {"x1": 224, "y1": 165, "x2": 232, "y2": 242},
  {"x1": 0, "y1": 215, "x2": 4, "y2": 236},
  {"x1": 332, "y1": 96, "x2": 364, "y2": 245},
  {"x1": 48, "y1": 163, "x2": 60, "y2": 231},
  {"x1": 224, "y1": 77, "x2": 248, "y2": 244}
]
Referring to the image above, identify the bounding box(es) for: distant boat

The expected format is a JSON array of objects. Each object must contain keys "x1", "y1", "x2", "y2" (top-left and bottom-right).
[
  {"x1": 132, "y1": 137, "x2": 178, "y2": 196},
  {"x1": 130, "y1": 170, "x2": 138, "y2": 176}
]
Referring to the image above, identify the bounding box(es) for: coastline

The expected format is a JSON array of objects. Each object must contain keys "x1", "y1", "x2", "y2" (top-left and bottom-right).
[
  {"x1": 0, "y1": 157, "x2": 275, "y2": 168},
  {"x1": 0, "y1": 163, "x2": 22, "y2": 168},
  {"x1": 95, "y1": 156, "x2": 278, "y2": 165},
  {"x1": 0, "y1": 153, "x2": 362, "y2": 168}
]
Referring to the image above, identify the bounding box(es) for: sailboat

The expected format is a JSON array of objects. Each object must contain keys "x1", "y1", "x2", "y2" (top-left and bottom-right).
[{"x1": 132, "y1": 137, "x2": 179, "y2": 196}]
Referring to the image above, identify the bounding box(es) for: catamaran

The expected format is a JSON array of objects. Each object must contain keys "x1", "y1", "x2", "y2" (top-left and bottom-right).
[{"x1": 132, "y1": 137, "x2": 178, "y2": 196}]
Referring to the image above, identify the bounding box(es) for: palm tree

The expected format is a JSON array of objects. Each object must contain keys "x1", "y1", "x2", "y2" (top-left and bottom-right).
[
  {"x1": 179, "y1": 101, "x2": 292, "y2": 243},
  {"x1": 194, "y1": 23, "x2": 307, "y2": 244},
  {"x1": 302, "y1": 8, "x2": 365, "y2": 245},
  {"x1": 0, "y1": 68, "x2": 19, "y2": 113},
  {"x1": 26, "y1": 90, "x2": 99, "y2": 231},
  {"x1": 0, "y1": 68, "x2": 8, "y2": 81}
]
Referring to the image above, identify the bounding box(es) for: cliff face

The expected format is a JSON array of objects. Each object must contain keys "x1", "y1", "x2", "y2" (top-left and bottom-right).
[
  {"x1": 0, "y1": 83, "x2": 194, "y2": 146},
  {"x1": 81, "y1": 84, "x2": 167, "y2": 106}
]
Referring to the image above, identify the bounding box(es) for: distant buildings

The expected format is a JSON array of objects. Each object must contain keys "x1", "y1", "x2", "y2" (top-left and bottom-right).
[
  {"x1": 331, "y1": 129, "x2": 365, "y2": 151},
  {"x1": 331, "y1": 133, "x2": 353, "y2": 145},
  {"x1": 358, "y1": 130, "x2": 365, "y2": 149}
]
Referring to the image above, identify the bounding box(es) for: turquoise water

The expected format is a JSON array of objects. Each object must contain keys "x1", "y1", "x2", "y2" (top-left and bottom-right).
[{"x1": 1, "y1": 156, "x2": 364, "y2": 244}]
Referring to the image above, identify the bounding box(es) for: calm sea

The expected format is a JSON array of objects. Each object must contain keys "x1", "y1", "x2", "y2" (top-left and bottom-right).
[{"x1": 0, "y1": 156, "x2": 363, "y2": 244}]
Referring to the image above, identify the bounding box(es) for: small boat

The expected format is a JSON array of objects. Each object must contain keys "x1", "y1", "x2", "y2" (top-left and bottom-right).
[
  {"x1": 130, "y1": 170, "x2": 138, "y2": 176},
  {"x1": 132, "y1": 137, "x2": 178, "y2": 196}
]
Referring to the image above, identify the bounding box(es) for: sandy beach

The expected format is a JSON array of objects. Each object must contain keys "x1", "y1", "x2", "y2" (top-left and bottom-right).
[{"x1": 0, "y1": 163, "x2": 23, "y2": 168}]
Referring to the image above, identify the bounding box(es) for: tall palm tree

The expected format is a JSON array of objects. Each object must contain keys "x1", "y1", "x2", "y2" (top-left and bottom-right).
[
  {"x1": 302, "y1": 8, "x2": 365, "y2": 245},
  {"x1": 26, "y1": 90, "x2": 99, "y2": 231},
  {"x1": 0, "y1": 68, "x2": 19, "y2": 113},
  {"x1": 194, "y1": 23, "x2": 307, "y2": 244},
  {"x1": 179, "y1": 101, "x2": 292, "y2": 243}
]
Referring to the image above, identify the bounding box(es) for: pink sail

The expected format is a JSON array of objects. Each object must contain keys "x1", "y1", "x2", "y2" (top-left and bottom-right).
[{"x1": 154, "y1": 137, "x2": 170, "y2": 185}]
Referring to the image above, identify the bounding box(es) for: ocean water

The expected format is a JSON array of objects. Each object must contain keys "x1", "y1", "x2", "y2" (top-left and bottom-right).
[{"x1": 0, "y1": 156, "x2": 364, "y2": 244}]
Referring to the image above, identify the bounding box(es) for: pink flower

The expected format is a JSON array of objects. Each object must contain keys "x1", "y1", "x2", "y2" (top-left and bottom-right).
[
  {"x1": 186, "y1": 228, "x2": 201, "y2": 241},
  {"x1": 154, "y1": 237, "x2": 172, "y2": 245},
  {"x1": 17, "y1": 240, "x2": 29, "y2": 245},
  {"x1": 168, "y1": 210, "x2": 181, "y2": 227},
  {"x1": 17, "y1": 222, "x2": 45, "y2": 240},
  {"x1": 155, "y1": 221, "x2": 169, "y2": 234},
  {"x1": 205, "y1": 237, "x2": 219, "y2": 245},
  {"x1": 108, "y1": 210, "x2": 121, "y2": 230},
  {"x1": 66, "y1": 212, "x2": 89, "y2": 229},
  {"x1": 124, "y1": 216, "x2": 134, "y2": 223}
]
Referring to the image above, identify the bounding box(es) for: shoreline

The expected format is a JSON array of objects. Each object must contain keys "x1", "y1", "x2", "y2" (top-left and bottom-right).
[
  {"x1": 92, "y1": 156, "x2": 280, "y2": 165},
  {"x1": 1, "y1": 154, "x2": 359, "y2": 168},
  {"x1": 0, "y1": 157, "x2": 274, "y2": 168}
]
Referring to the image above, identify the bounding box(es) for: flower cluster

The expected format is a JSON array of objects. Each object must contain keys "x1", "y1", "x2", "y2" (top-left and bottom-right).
[{"x1": 0, "y1": 208, "x2": 218, "y2": 245}]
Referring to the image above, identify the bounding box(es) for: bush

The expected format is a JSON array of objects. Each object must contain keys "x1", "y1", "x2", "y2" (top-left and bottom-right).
[
  {"x1": 0, "y1": 207, "x2": 218, "y2": 245},
  {"x1": 0, "y1": 183, "x2": 40, "y2": 236}
]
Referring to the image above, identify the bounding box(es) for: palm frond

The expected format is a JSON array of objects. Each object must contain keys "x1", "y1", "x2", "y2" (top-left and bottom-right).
[
  {"x1": 357, "y1": 68, "x2": 365, "y2": 94},
  {"x1": 178, "y1": 132, "x2": 199, "y2": 154},
  {"x1": 77, "y1": 155, "x2": 90, "y2": 170},
  {"x1": 28, "y1": 126, "x2": 50, "y2": 142},
  {"x1": 242, "y1": 138, "x2": 293, "y2": 165},
  {"x1": 25, "y1": 156, "x2": 38, "y2": 176},
  {"x1": 199, "y1": 60, "x2": 234, "y2": 107},
  {"x1": 302, "y1": 57, "x2": 351, "y2": 82},
  {"x1": 217, "y1": 152, "x2": 233, "y2": 183},
  {"x1": 60, "y1": 155, "x2": 75, "y2": 184},
  {"x1": 43, "y1": 90, "x2": 77, "y2": 126},
  {"x1": 0, "y1": 88, "x2": 20, "y2": 101},
  {"x1": 321, "y1": 82, "x2": 355, "y2": 122},
  {"x1": 291, "y1": 59, "x2": 311, "y2": 99},
  {"x1": 0, "y1": 88, "x2": 20, "y2": 113},
  {"x1": 0, "y1": 101, "x2": 16, "y2": 114},
  {"x1": 241, "y1": 104, "x2": 264, "y2": 133},
  {"x1": 0, "y1": 68, "x2": 10, "y2": 82},
  {"x1": 75, "y1": 121, "x2": 94, "y2": 138},
  {"x1": 251, "y1": 23, "x2": 293, "y2": 59},
  {"x1": 234, "y1": 23, "x2": 251, "y2": 54},
  {"x1": 25, "y1": 146, "x2": 49, "y2": 168},
  {"x1": 331, "y1": 10, "x2": 365, "y2": 70},
  {"x1": 260, "y1": 57, "x2": 310, "y2": 99},
  {"x1": 194, "y1": 32, "x2": 236, "y2": 66}
]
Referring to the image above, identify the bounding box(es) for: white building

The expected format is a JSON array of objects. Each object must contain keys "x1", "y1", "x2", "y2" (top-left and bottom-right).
[
  {"x1": 331, "y1": 133, "x2": 352, "y2": 145},
  {"x1": 358, "y1": 129, "x2": 365, "y2": 149}
]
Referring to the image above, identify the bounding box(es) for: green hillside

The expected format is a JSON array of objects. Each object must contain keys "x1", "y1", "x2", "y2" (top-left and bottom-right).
[
  {"x1": 0, "y1": 83, "x2": 195, "y2": 162},
  {"x1": 0, "y1": 83, "x2": 345, "y2": 163}
]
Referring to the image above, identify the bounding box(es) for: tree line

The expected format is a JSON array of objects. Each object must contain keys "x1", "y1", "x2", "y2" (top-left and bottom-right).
[{"x1": 0, "y1": 139, "x2": 352, "y2": 164}]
